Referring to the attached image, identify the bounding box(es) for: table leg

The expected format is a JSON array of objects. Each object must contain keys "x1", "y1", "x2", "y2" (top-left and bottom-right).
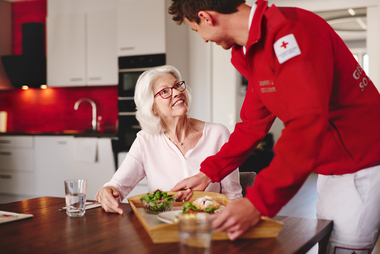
[{"x1": 318, "y1": 229, "x2": 332, "y2": 254}]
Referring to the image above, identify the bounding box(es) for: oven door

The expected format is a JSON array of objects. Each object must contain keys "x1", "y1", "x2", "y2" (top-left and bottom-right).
[
  {"x1": 118, "y1": 70, "x2": 143, "y2": 97},
  {"x1": 116, "y1": 113, "x2": 141, "y2": 152}
]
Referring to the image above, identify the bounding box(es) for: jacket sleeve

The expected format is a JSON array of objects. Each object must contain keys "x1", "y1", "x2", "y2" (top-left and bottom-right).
[{"x1": 200, "y1": 83, "x2": 276, "y2": 182}]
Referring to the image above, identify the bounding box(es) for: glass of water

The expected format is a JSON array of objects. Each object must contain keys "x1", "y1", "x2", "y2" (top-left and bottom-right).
[
  {"x1": 64, "y1": 179, "x2": 87, "y2": 217},
  {"x1": 178, "y1": 213, "x2": 212, "y2": 254}
]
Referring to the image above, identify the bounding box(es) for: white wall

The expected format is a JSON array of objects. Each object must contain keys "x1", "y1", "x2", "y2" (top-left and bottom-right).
[
  {"x1": 187, "y1": 30, "x2": 212, "y2": 123},
  {"x1": 211, "y1": 45, "x2": 238, "y2": 133},
  {"x1": 367, "y1": 5, "x2": 380, "y2": 90}
]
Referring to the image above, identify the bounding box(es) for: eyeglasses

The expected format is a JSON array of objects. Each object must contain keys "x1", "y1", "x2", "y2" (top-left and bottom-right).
[{"x1": 154, "y1": 81, "x2": 186, "y2": 99}]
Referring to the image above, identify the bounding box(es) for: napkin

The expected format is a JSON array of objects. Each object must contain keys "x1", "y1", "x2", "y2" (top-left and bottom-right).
[{"x1": 0, "y1": 211, "x2": 33, "y2": 224}]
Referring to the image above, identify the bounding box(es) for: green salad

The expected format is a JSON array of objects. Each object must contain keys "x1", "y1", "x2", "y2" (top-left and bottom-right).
[{"x1": 140, "y1": 190, "x2": 175, "y2": 213}]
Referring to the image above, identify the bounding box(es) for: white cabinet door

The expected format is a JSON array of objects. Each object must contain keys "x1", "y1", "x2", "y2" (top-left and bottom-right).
[
  {"x1": 35, "y1": 136, "x2": 73, "y2": 197},
  {"x1": 35, "y1": 136, "x2": 115, "y2": 199},
  {"x1": 87, "y1": 10, "x2": 118, "y2": 85},
  {"x1": 0, "y1": 136, "x2": 35, "y2": 196},
  {"x1": 47, "y1": 0, "x2": 118, "y2": 87},
  {"x1": 117, "y1": 0, "x2": 165, "y2": 56},
  {"x1": 69, "y1": 138, "x2": 116, "y2": 200},
  {"x1": 47, "y1": 14, "x2": 86, "y2": 87}
]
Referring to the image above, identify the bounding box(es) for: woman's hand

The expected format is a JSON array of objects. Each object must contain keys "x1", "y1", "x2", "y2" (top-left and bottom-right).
[
  {"x1": 174, "y1": 189, "x2": 193, "y2": 202},
  {"x1": 97, "y1": 186, "x2": 124, "y2": 215},
  {"x1": 171, "y1": 172, "x2": 212, "y2": 192},
  {"x1": 211, "y1": 198, "x2": 261, "y2": 240}
]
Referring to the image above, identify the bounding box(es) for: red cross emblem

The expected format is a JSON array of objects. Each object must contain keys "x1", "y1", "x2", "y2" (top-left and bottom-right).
[{"x1": 281, "y1": 41, "x2": 289, "y2": 49}]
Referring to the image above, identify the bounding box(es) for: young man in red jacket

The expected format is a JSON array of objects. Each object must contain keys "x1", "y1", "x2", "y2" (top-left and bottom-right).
[{"x1": 169, "y1": 0, "x2": 380, "y2": 253}]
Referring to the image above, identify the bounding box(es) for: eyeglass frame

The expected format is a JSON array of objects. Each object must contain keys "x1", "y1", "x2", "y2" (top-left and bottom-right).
[{"x1": 154, "y1": 81, "x2": 186, "y2": 99}]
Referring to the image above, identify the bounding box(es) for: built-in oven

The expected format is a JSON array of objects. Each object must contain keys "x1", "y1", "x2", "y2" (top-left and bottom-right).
[{"x1": 112, "y1": 53, "x2": 166, "y2": 167}]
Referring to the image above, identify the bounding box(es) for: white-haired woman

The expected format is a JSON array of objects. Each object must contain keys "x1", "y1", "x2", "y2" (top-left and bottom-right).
[{"x1": 95, "y1": 65, "x2": 242, "y2": 214}]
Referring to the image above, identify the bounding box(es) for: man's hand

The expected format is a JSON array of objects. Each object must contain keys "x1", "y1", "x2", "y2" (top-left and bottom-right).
[
  {"x1": 171, "y1": 172, "x2": 212, "y2": 192},
  {"x1": 211, "y1": 198, "x2": 261, "y2": 240},
  {"x1": 97, "y1": 186, "x2": 124, "y2": 215}
]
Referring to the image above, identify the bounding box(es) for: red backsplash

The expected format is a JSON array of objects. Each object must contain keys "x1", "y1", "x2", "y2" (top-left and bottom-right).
[
  {"x1": 0, "y1": 86, "x2": 118, "y2": 133},
  {"x1": 0, "y1": 0, "x2": 119, "y2": 133},
  {"x1": 12, "y1": 0, "x2": 47, "y2": 56}
]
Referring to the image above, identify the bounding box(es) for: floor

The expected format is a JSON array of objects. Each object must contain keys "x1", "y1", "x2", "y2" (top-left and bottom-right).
[{"x1": 1, "y1": 173, "x2": 379, "y2": 253}]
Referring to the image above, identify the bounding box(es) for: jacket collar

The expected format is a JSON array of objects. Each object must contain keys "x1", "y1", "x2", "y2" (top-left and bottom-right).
[
  {"x1": 231, "y1": 0, "x2": 269, "y2": 78},
  {"x1": 246, "y1": 0, "x2": 269, "y2": 49}
]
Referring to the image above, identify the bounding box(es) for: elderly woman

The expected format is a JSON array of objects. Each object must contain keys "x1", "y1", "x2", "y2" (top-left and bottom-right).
[{"x1": 95, "y1": 65, "x2": 242, "y2": 214}]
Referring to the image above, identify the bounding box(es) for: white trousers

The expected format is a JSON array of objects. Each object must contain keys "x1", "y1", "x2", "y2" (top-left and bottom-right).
[{"x1": 316, "y1": 165, "x2": 380, "y2": 254}]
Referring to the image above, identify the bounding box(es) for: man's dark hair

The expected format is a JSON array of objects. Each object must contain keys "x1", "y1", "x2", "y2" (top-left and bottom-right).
[{"x1": 169, "y1": 0, "x2": 246, "y2": 24}]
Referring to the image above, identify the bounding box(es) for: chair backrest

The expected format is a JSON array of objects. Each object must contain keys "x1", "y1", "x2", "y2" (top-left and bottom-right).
[{"x1": 239, "y1": 172, "x2": 256, "y2": 197}]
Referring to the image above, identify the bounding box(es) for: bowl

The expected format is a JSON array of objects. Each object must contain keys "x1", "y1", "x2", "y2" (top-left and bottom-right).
[{"x1": 140, "y1": 198, "x2": 175, "y2": 214}]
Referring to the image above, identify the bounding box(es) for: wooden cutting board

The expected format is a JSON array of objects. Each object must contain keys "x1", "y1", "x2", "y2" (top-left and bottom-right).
[{"x1": 127, "y1": 191, "x2": 284, "y2": 244}]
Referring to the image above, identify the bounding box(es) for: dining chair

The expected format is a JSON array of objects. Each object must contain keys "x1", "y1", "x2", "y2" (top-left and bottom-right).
[{"x1": 239, "y1": 171, "x2": 256, "y2": 197}]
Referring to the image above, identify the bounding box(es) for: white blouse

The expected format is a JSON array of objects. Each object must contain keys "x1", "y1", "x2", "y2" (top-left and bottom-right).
[{"x1": 96, "y1": 122, "x2": 242, "y2": 202}]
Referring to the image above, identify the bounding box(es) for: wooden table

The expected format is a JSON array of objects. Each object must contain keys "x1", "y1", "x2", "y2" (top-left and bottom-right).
[{"x1": 0, "y1": 197, "x2": 332, "y2": 254}]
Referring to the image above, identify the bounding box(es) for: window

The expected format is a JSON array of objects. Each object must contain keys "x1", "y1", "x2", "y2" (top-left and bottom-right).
[{"x1": 351, "y1": 49, "x2": 369, "y2": 76}]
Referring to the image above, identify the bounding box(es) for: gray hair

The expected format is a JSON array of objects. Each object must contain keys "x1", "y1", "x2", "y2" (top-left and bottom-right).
[{"x1": 134, "y1": 65, "x2": 192, "y2": 134}]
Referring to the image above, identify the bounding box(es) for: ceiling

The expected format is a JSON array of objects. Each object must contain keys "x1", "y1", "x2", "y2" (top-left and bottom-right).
[
  {"x1": 314, "y1": 7, "x2": 367, "y2": 41},
  {"x1": 2, "y1": 0, "x2": 367, "y2": 42}
]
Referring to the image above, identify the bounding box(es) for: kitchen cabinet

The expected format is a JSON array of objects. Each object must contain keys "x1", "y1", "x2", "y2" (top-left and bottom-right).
[
  {"x1": 34, "y1": 136, "x2": 71, "y2": 197},
  {"x1": 68, "y1": 137, "x2": 116, "y2": 200},
  {"x1": 0, "y1": 136, "x2": 35, "y2": 196},
  {"x1": 47, "y1": 14, "x2": 86, "y2": 86},
  {"x1": 117, "y1": 0, "x2": 165, "y2": 56},
  {"x1": 35, "y1": 136, "x2": 115, "y2": 199},
  {"x1": 116, "y1": 0, "x2": 189, "y2": 82},
  {"x1": 47, "y1": 0, "x2": 118, "y2": 87}
]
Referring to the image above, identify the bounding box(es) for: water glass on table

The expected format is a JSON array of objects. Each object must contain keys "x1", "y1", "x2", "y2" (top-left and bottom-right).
[
  {"x1": 178, "y1": 213, "x2": 212, "y2": 254},
  {"x1": 64, "y1": 179, "x2": 87, "y2": 217}
]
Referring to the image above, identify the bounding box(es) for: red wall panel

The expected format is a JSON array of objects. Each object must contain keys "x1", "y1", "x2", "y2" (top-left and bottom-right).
[
  {"x1": 0, "y1": 0, "x2": 119, "y2": 134},
  {"x1": 12, "y1": 0, "x2": 47, "y2": 55},
  {"x1": 0, "y1": 86, "x2": 118, "y2": 133}
]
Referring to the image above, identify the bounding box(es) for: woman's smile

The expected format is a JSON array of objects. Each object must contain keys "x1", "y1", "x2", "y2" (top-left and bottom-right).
[{"x1": 172, "y1": 99, "x2": 185, "y2": 107}]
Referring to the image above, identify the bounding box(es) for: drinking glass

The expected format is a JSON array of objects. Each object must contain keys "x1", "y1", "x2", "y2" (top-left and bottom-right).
[
  {"x1": 64, "y1": 179, "x2": 87, "y2": 217},
  {"x1": 178, "y1": 213, "x2": 212, "y2": 254}
]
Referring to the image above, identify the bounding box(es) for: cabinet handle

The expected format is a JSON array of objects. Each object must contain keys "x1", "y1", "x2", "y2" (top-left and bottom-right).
[
  {"x1": 120, "y1": 47, "x2": 135, "y2": 51},
  {"x1": 0, "y1": 151, "x2": 11, "y2": 155},
  {"x1": 0, "y1": 140, "x2": 11, "y2": 144},
  {"x1": 89, "y1": 77, "x2": 102, "y2": 81},
  {"x1": 70, "y1": 78, "x2": 83, "y2": 81},
  {"x1": 57, "y1": 141, "x2": 67, "y2": 145},
  {"x1": 0, "y1": 175, "x2": 11, "y2": 179}
]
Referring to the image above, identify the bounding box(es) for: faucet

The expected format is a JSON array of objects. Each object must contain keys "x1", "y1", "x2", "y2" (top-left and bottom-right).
[{"x1": 74, "y1": 98, "x2": 97, "y2": 131}]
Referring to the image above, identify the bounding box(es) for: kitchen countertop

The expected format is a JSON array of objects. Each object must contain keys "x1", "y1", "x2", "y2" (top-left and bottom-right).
[{"x1": 0, "y1": 130, "x2": 117, "y2": 138}]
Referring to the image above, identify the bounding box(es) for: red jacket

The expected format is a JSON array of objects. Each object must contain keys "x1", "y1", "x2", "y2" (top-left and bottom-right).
[{"x1": 200, "y1": 0, "x2": 380, "y2": 217}]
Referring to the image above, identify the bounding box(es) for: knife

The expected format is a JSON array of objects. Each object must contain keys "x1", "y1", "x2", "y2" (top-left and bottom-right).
[{"x1": 59, "y1": 201, "x2": 101, "y2": 212}]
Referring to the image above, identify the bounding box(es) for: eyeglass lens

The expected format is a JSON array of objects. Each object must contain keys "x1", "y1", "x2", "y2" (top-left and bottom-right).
[{"x1": 159, "y1": 81, "x2": 186, "y2": 99}]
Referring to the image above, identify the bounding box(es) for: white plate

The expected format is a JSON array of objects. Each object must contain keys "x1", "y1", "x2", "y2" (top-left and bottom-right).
[
  {"x1": 157, "y1": 205, "x2": 225, "y2": 224},
  {"x1": 157, "y1": 210, "x2": 182, "y2": 224}
]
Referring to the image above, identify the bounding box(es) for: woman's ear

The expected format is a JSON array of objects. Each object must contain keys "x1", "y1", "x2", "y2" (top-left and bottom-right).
[
  {"x1": 198, "y1": 11, "x2": 214, "y2": 25},
  {"x1": 152, "y1": 104, "x2": 158, "y2": 116}
]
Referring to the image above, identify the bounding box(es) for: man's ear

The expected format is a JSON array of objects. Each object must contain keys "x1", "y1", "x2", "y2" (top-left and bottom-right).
[{"x1": 198, "y1": 11, "x2": 215, "y2": 25}]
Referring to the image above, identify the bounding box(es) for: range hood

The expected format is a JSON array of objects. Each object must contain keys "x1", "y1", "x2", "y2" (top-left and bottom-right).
[{"x1": 1, "y1": 22, "x2": 46, "y2": 88}]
